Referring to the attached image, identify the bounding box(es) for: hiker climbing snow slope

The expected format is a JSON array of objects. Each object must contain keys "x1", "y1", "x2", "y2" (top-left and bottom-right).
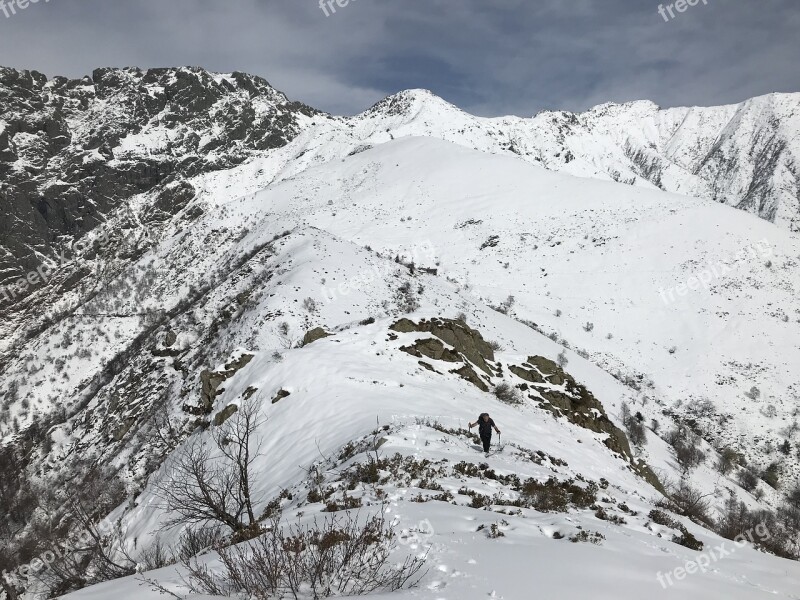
[{"x1": 469, "y1": 413, "x2": 501, "y2": 455}]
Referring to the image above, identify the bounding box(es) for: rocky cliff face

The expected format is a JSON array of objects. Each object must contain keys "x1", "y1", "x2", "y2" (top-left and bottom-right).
[{"x1": 0, "y1": 66, "x2": 318, "y2": 295}]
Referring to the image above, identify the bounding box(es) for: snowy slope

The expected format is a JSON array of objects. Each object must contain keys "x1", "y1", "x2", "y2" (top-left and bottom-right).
[
  {"x1": 1, "y1": 65, "x2": 797, "y2": 307},
  {"x1": 58, "y1": 312, "x2": 800, "y2": 600},
  {"x1": 188, "y1": 136, "x2": 799, "y2": 482},
  {"x1": 345, "y1": 90, "x2": 800, "y2": 230},
  {"x1": 189, "y1": 86, "x2": 800, "y2": 229},
  {"x1": 189, "y1": 87, "x2": 800, "y2": 231},
  {"x1": 1, "y1": 68, "x2": 799, "y2": 600},
  {"x1": 0, "y1": 137, "x2": 789, "y2": 599}
]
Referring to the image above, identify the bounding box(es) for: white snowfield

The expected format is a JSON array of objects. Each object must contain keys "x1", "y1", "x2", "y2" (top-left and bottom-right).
[
  {"x1": 4, "y1": 85, "x2": 798, "y2": 600},
  {"x1": 50, "y1": 137, "x2": 800, "y2": 599},
  {"x1": 283, "y1": 88, "x2": 800, "y2": 229},
  {"x1": 197, "y1": 136, "x2": 800, "y2": 482},
  {"x1": 63, "y1": 315, "x2": 800, "y2": 600},
  {"x1": 216, "y1": 89, "x2": 800, "y2": 229}
]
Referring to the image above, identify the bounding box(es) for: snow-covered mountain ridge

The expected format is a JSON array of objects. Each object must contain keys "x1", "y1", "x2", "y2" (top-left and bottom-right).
[
  {"x1": 1, "y1": 65, "x2": 798, "y2": 302},
  {"x1": 347, "y1": 87, "x2": 800, "y2": 230},
  {"x1": 0, "y1": 67, "x2": 799, "y2": 600},
  {"x1": 57, "y1": 312, "x2": 800, "y2": 600}
]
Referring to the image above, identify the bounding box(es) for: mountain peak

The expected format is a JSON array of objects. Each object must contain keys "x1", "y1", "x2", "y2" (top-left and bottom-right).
[
  {"x1": 361, "y1": 88, "x2": 461, "y2": 118},
  {"x1": 585, "y1": 99, "x2": 661, "y2": 117},
  {"x1": 85, "y1": 66, "x2": 289, "y2": 103}
]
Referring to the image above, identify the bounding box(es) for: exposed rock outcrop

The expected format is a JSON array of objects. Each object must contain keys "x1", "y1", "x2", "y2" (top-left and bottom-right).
[
  {"x1": 272, "y1": 389, "x2": 291, "y2": 404},
  {"x1": 0, "y1": 66, "x2": 318, "y2": 297},
  {"x1": 192, "y1": 353, "x2": 255, "y2": 414},
  {"x1": 391, "y1": 317, "x2": 495, "y2": 375},
  {"x1": 213, "y1": 403, "x2": 239, "y2": 426},
  {"x1": 390, "y1": 318, "x2": 662, "y2": 493},
  {"x1": 302, "y1": 327, "x2": 331, "y2": 346},
  {"x1": 509, "y1": 355, "x2": 663, "y2": 493}
]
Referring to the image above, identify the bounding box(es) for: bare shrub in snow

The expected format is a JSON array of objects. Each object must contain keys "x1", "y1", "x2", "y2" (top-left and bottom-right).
[
  {"x1": 762, "y1": 462, "x2": 781, "y2": 489},
  {"x1": 784, "y1": 485, "x2": 800, "y2": 514},
  {"x1": 626, "y1": 417, "x2": 647, "y2": 448},
  {"x1": 569, "y1": 530, "x2": 605, "y2": 544},
  {"x1": 716, "y1": 447, "x2": 740, "y2": 475},
  {"x1": 493, "y1": 295, "x2": 515, "y2": 315},
  {"x1": 716, "y1": 495, "x2": 757, "y2": 541},
  {"x1": 519, "y1": 479, "x2": 569, "y2": 512},
  {"x1": 21, "y1": 462, "x2": 135, "y2": 596},
  {"x1": 394, "y1": 281, "x2": 421, "y2": 313},
  {"x1": 620, "y1": 401, "x2": 631, "y2": 423},
  {"x1": 181, "y1": 512, "x2": 426, "y2": 599},
  {"x1": 716, "y1": 495, "x2": 798, "y2": 559},
  {"x1": 648, "y1": 510, "x2": 703, "y2": 551},
  {"x1": 153, "y1": 400, "x2": 265, "y2": 534},
  {"x1": 493, "y1": 382, "x2": 522, "y2": 405},
  {"x1": 676, "y1": 442, "x2": 706, "y2": 472},
  {"x1": 738, "y1": 468, "x2": 760, "y2": 492},
  {"x1": 659, "y1": 478, "x2": 712, "y2": 525},
  {"x1": 745, "y1": 386, "x2": 761, "y2": 401},
  {"x1": 556, "y1": 350, "x2": 568, "y2": 368},
  {"x1": 666, "y1": 427, "x2": 705, "y2": 472},
  {"x1": 177, "y1": 526, "x2": 226, "y2": 562},
  {"x1": 276, "y1": 322, "x2": 297, "y2": 349},
  {"x1": 686, "y1": 398, "x2": 716, "y2": 419},
  {"x1": 138, "y1": 539, "x2": 176, "y2": 571},
  {"x1": 478, "y1": 521, "x2": 508, "y2": 538},
  {"x1": 619, "y1": 402, "x2": 646, "y2": 448}
]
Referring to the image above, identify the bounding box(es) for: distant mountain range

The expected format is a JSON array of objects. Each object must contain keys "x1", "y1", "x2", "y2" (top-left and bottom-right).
[
  {"x1": 1, "y1": 66, "x2": 798, "y2": 296},
  {"x1": 1, "y1": 66, "x2": 799, "y2": 600}
]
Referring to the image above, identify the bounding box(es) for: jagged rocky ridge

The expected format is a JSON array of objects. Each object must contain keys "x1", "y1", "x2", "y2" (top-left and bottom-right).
[
  {"x1": 1, "y1": 65, "x2": 798, "y2": 305},
  {"x1": 391, "y1": 317, "x2": 663, "y2": 492},
  {"x1": 0, "y1": 66, "x2": 317, "y2": 293}
]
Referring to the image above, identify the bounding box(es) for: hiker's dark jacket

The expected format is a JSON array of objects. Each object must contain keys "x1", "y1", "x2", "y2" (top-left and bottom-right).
[{"x1": 477, "y1": 415, "x2": 496, "y2": 438}]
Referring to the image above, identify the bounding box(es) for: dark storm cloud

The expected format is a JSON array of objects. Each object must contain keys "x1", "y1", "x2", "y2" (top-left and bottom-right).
[{"x1": 0, "y1": 0, "x2": 796, "y2": 116}]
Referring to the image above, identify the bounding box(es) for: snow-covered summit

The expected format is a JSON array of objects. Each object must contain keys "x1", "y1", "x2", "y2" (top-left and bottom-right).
[{"x1": 1, "y1": 67, "x2": 799, "y2": 600}]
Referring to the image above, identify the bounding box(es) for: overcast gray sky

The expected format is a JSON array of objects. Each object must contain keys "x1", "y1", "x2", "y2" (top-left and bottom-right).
[{"x1": 0, "y1": 0, "x2": 797, "y2": 116}]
